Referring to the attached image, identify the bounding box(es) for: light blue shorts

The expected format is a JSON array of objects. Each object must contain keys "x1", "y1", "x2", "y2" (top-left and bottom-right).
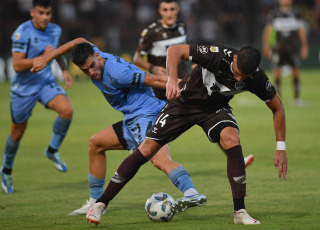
[
  {"x1": 112, "y1": 115, "x2": 157, "y2": 150},
  {"x1": 10, "y1": 80, "x2": 66, "y2": 124}
]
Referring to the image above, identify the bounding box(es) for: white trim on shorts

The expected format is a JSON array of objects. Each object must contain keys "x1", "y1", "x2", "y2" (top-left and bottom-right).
[{"x1": 207, "y1": 120, "x2": 239, "y2": 143}]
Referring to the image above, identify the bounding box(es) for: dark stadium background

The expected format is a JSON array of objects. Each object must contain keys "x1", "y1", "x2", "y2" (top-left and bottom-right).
[{"x1": 0, "y1": 0, "x2": 319, "y2": 81}]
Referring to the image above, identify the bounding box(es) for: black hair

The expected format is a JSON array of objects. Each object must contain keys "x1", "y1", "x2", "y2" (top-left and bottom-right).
[
  {"x1": 71, "y1": 42, "x2": 95, "y2": 66},
  {"x1": 33, "y1": 0, "x2": 52, "y2": 8},
  {"x1": 159, "y1": 0, "x2": 178, "y2": 6},
  {"x1": 237, "y1": 46, "x2": 261, "y2": 75}
]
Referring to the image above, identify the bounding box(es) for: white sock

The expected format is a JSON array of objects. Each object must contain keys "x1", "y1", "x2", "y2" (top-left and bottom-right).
[
  {"x1": 184, "y1": 188, "x2": 198, "y2": 197},
  {"x1": 89, "y1": 197, "x2": 97, "y2": 205}
]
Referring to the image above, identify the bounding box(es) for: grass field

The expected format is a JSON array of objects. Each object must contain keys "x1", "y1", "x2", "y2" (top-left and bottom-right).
[{"x1": 0, "y1": 69, "x2": 319, "y2": 229}]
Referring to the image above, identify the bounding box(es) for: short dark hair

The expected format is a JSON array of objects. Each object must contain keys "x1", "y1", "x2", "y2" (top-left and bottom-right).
[
  {"x1": 159, "y1": 0, "x2": 177, "y2": 6},
  {"x1": 33, "y1": 0, "x2": 52, "y2": 8},
  {"x1": 237, "y1": 46, "x2": 261, "y2": 75},
  {"x1": 71, "y1": 42, "x2": 95, "y2": 66}
]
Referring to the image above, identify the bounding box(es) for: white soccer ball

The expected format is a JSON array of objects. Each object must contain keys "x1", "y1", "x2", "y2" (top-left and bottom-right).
[{"x1": 145, "y1": 192, "x2": 175, "y2": 222}]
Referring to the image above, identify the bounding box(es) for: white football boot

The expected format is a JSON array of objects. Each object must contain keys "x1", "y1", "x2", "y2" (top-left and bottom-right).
[
  {"x1": 86, "y1": 202, "x2": 106, "y2": 225},
  {"x1": 234, "y1": 209, "x2": 260, "y2": 225},
  {"x1": 171, "y1": 193, "x2": 207, "y2": 213}
]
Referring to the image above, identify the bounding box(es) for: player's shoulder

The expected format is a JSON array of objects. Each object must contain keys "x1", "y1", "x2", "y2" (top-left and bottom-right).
[
  {"x1": 47, "y1": 22, "x2": 62, "y2": 33},
  {"x1": 12, "y1": 20, "x2": 33, "y2": 41},
  {"x1": 142, "y1": 21, "x2": 163, "y2": 35},
  {"x1": 14, "y1": 20, "x2": 33, "y2": 34}
]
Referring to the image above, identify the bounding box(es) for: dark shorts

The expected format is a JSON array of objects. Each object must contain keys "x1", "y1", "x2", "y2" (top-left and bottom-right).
[
  {"x1": 146, "y1": 101, "x2": 239, "y2": 146},
  {"x1": 271, "y1": 49, "x2": 300, "y2": 68}
]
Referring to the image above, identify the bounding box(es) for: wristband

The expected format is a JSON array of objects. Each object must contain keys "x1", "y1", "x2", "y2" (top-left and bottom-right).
[
  {"x1": 276, "y1": 141, "x2": 286, "y2": 150},
  {"x1": 149, "y1": 64, "x2": 155, "y2": 73}
]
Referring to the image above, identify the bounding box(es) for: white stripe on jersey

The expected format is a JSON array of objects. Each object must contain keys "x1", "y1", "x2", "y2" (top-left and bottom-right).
[
  {"x1": 149, "y1": 35, "x2": 187, "y2": 57},
  {"x1": 202, "y1": 68, "x2": 244, "y2": 96},
  {"x1": 273, "y1": 17, "x2": 303, "y2": 33}
]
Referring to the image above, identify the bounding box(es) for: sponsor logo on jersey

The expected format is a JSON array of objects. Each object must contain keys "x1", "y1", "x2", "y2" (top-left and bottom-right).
[
  {"x1": 210, "y1": 46, "x2": 219, "y2": 52},
  {"x1": 132, "y1": 72, "x2": 142, "y2": 87},
  {"x1": 266, "y1": 80, "x2": 272, "y2": 91},
  {"x1": 162, "y1": 32, "x2": 168, "y2": 39},
  {"x1": 233, "y1": 175, "x2": 246, "y2": 184},
  {"x1": 15, "y1": 33, "x2": 21, "y2": 40},
  {"x1": 178, "y1": 26, "x2": 185, "y2": 35},
  {"x1": 235, "y1": 82, "x2": 245, "y2": 90},
  {"x1": 199, "y1": 46, "x2": 208, "y2": 54}
]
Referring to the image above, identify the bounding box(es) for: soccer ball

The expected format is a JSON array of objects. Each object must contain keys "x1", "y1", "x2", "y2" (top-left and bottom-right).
[{"x1": 145, "y1": 192, "x2": 175, "y2": 222}]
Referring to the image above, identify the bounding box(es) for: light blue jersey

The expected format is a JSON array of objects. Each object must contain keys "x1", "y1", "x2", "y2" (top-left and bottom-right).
[
  {"x1": 11, "y1": 20, "x2": 62, "y2": 96},
  {"x1": 92, "y1": 46, "x2": 166, "y2": 121}
]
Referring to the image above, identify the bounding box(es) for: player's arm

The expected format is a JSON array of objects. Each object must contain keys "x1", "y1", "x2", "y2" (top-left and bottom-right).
[
  {"x1": 12, "y1": 45, "x2": 54, "y2": 72},
  {"x1": 266, "y1": 93, "x2": 287, "y2": 179},
  {"x1": 55, "y1": 54, "x2": 73, "y2": 89},
  {"x1": 298, "y1": 26, "x2": 309, "y2": 59},
  {"x1": 262, "y1": 23, "x2": 272, "y2": 59},
  {"x1": 31, "y1": 37, "x2": 89, "y2": 73},
  {"x1": 143, "y1": 72, "x2": 169, "y2": 89},
  {"x1": 166, "y1": 45, "x2": 189, "y2": 100},
  {"x1": 133, "y1": 50, "x2": 167, "y2": 75}
]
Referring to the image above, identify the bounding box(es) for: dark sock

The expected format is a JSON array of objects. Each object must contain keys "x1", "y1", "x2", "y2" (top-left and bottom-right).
[
  {"x1": 2, "y1": 167, "x2": 12, "y2": 175},
  {"x1": 47, "y1": 146, "x2": 58, "y2": 154},
  {"x1": 100, "y1": 149, "x2": 149, "y2": 206},
  {"x1": 225, "y1": 145, "x2": 246, "y2": 200},
  {"x1": 233, "y1": 198, "x2": 245, "y2": 211},
  {"x1": 293, "y1": 77, "x2": 300, "y2": 99}
]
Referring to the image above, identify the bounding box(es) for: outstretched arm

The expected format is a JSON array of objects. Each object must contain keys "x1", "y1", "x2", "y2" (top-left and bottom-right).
[
  {"x1": 262, "y1": 23, "x2": 272, "y2": 59},
  {"x1": 298, "y1": 26, "x2": 308, "y2": 59},
  {"x1": 266, "y1": 93, "x2": 288, "y2": 179},
  {"x1": 31, "y1": 37, "x2": 89, "y2": 73},
  {"x1": 166, "y1": 45, "x2": 190, "y2": 100}
]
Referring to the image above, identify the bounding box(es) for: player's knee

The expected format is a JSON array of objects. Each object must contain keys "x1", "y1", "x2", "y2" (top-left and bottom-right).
[
  {"x1": 220, "y1": 129, "x2": 240, "y2": 150},
  {"x1": 59, "y1": 105, "x2": 73, "y2": 119}
]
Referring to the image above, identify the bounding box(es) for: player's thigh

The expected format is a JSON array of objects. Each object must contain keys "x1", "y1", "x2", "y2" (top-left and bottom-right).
[
  {"x1": 199, "y1": 107, "x2": 239, "y2": 144},
  {"x1": 39, "y1": 81, "x2": 72, "y2": 118},
  {"x1": 10, "y1": 92, "x2": 38, "y2": 124},
  {"x1": 90, "y1": 124, "x2": 124, "y2": 151}
]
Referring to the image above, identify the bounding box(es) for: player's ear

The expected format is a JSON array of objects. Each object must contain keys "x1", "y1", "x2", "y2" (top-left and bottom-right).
[
  {"x1": 30, "y1": 8, "x2": 34, "y2": 18},
  {"x1": 233, "y1": 54, "x2": 237, "y2": 62}
]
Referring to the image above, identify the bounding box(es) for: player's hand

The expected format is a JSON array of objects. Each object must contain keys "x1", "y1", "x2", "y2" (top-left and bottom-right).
[
  {"x1": 300, "y1": 46, "x2": 308, "y2": 60},
  {"x1": 152, "y1": 66, "x2": 167, "y2": 75},
  {"x1": 273, "y1": 150, "x2": 288, "y2": 179},
  {"x1": 31, "y1": 56, "x2": 48, "y2": 73},
  {"x1": 166, "y1": 78, "x2": 180, "y2": 100},
  {"x1": 43, "y1": 45, "x2": 55, "y2": 55},
  {"x1": 62, "y1": 70, "x2": 73, "y2": 89}
]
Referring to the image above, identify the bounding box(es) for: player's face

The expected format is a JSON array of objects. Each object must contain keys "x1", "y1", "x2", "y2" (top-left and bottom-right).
[
  {"x1": 159, "y1": 2, "x2": 180, "y2": 26},
  {"x1": 30, "y1": 6, "x2": 52, "y2": 31},
  {"x1": 78, "y1": 53, "x2": 104, "y2": 81},
  {"x1": 232, "y1": 55, "x2": 251, "y2": 82}
]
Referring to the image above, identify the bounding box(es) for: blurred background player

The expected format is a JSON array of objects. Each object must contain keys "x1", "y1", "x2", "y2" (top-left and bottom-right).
[
  {"x1": 0, "y1": 0, "x2": 73, "y2": 194},
  {"x1": 134, "y1": 0, "x2": 254, "y2": 167},
  {"x1": 133, "y1": 0, "x2": 188, "y2": 100},
  {"x1": 263, "y1": 0, "x2": 309, "y2": 105}
]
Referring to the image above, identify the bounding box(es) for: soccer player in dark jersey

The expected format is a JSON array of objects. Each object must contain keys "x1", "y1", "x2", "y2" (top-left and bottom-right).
[
  {"x1": 263, "y1": 0, "x2": 308, "y2": 105},
  {"x1": 0, "y1": 0, "x2": 73, "y2": 194},
  {"x1": 133, "y1": 0, "x2": 188, "y2": 100},
  {"x1": 134, "y1": 0, "x2": 255, "y2": 167},
  {"x1": 86, "y1": 44, "x2": 288, "y2": 226}
]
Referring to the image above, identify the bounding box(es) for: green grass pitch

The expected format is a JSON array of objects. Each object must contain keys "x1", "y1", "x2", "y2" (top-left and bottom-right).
[{"x1": 0, "y1": 69, "x2": 319, "y2": 229}]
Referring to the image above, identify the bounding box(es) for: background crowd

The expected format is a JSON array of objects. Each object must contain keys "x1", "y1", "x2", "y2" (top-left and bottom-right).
[{"x1": 0, "y1": 0, "x2": 319, "y2": 81}]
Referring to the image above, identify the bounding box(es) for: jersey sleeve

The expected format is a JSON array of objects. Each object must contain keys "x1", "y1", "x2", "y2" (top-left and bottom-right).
[
  {"x1": 11, "y1": 25, "x2": 30, "y2": 53},
  {"x1": 249, "y1": 68, "x2": 277, "y2": 102},
  {"x1": 136, "y1": 27, "x2": 153, "y2": 55},
  {"x1": 109, "y1": 60, "x2": 146, "y2": 89},
  {"x1": 189, "y1": 44, "x2": 222, "y2": 70}
]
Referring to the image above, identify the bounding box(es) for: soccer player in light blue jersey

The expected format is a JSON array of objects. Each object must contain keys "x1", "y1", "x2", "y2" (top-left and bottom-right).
[
  {"x1": 0, "y1": 0, "x2": 73, "y2": 194},
  {"x1": 31, "y1": 37, "x2": 206, "y2": 216}
]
